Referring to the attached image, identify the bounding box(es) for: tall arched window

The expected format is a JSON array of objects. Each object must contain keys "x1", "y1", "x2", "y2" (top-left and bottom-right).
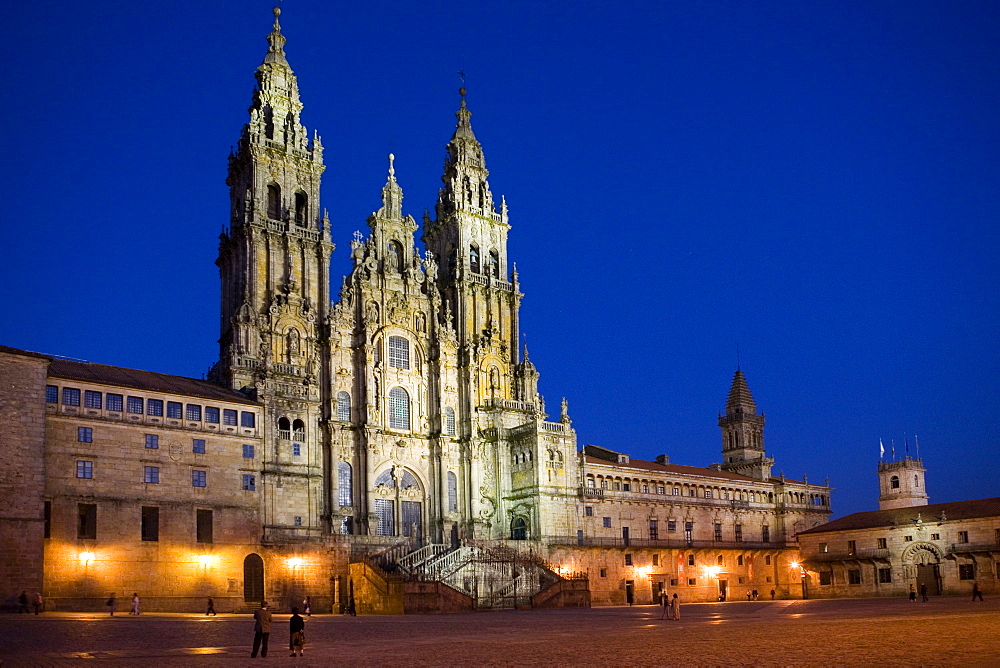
[
  {"x1": 469, "y1": 245, "x2": 480, "y2": 273},
  {"x1": 294, "y1": 192, "x2": 308, "y2": 225},
  {"x1": 489, "y1": 250, "x2": 499, "y2": 278},
  {"x1": 890, "y1": 475, "x2": 900, "y2": 489},
  {"x1": 373, "y1": 468, "x2": 422, "y2": 538},
  {"x1": 443, "y1": 407, "x2": 456, "y2": 436},
  {"x1": 336, "y1": 391, "x2": 351, "y2": 422},
  {"x1": 277, "y1": 416, "x2": 290, "y2": 439},
  {"x1": 292, "y1": 419, "x2": 305, "y2": 440},
  {"x1": 267, "y1": 184, "x2": 281, "y2": 219},
  {"x1": 388, "y1": 387, "x2": 410, "y2": 430},
  {"x1": 447, "y1": 471, "x2": 458, "y2": 512},
  {"x1": 511, "y1": 517, "x2": 527, "y2": 540},
  {"x1": 338, "y1": 462, "x2": 353, "y2": 507},
  {"x1": 388, "y1": 336, "x2": 409, "y2": 369},
  {"x1": 263, "y1": 106, "x2": 274, "y2": 139}
]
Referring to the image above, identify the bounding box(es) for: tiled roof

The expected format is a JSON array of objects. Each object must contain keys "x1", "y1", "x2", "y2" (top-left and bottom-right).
[
  {"x1": 46, "y1": 357, "x2": 258, "y2": 406},
  {"x1": 584, "y1": 455, "x2": 760, "y2": 483},
  {"x1": 799, "y1": 497, "x2": 1000, "y2": 534},
  {"x1": 0, "y1": 344, "x2": 51, "y2": 361}
]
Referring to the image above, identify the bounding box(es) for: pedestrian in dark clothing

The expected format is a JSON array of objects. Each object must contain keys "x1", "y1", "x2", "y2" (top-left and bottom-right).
[
  {"x1": 18, "y1": 591, "x2": 29, "y2": 613},
  {"x1": 909, "y1": 584, "x2": 916, "y2": 602},
  {"x1": 752, "y1": 589, "x2": 758, "y2": 600},
  {"x1": 920, "y1": 583, "x2": 928, "y2": 602},
  {"x1": 972, "y1": 581, "x2": 983, "y2": 601},
  {"x1": 107, "y1": 593, "x2": 116, "y2": 616},
  {"x1": 251, "y1": 601, "x2": 272, "y2": 658},
  {"x1": 770, "y1": 589, "x2": 776, "y2": 600},
  {"x1": 206, "y1": 597, "x2": 216, "y2": 615},
  {"x1": 289, "y1": 607, "x2": 305, "y2": 656},
  {"x1": 33, "y1": 592, "x2": 43, "y2": 614}
]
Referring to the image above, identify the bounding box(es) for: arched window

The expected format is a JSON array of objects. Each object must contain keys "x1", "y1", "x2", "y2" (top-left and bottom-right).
[
  {"x1": 511, "y1": 517, "x2": 527, "y2": 540},
  {"x1": 373, "y1": 468, "x2": 422, "y2": 538},
  {"x1": 489, "y1": 250, "x2": 499, "y2": 278},
  {"x1": 267, "y1": 184, "x2": 281, "y2": 219},
  {"x1": 294, "y1": 192, "x2": 308, "y2": 225},
  {"x1": 292, "y1": 419, "x2": 305, "y2": 440},
  {"x1": 890, "y1": 475, "x2": 900, "y2": 489},
  {"x1": 388, "y1": 336, "x2": 409, "y2": 369},
  {"x1": 338, "y1": 462, "x2": 353, "y2": 507},
  {"x1": 388, "y1": 387, "x2": 410, "y2": 430},
  {"x1": 387, "y1": 240, "x2": 403, "y2": 273},
  {"x1": 336, "y1": 392, "x2": 351, "y2": 422},
  {"x1": 277, "y1": 416, "x2": 290, "y2": 439},
  {"x1": 447, "y1": 471, "x2": 458, "y2": 512},
  {"x1": 443, "y1": 407, "x2": 456, "y2": 436},
  {"x1": 263, "y1": 106, "x2": 274, "y2": 139},
  {"x1": 914, "y1": 475, "x2": 919, "y2": 487},
  {"x1": 469, "y1": 245, "x2": 480, "y2": 273}
]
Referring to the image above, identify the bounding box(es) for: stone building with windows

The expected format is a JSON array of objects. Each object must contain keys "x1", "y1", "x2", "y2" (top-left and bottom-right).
[
  {"x1": 797, "y1": 458, "x2": 999, "y2": 599},
  {"x1": 0, "y1": 7, "x2": 832, "y2": 612}
]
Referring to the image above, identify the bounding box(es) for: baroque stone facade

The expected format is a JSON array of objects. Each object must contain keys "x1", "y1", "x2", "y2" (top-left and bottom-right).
[{"x1": 0, "y1": 8, "x2": 834, "y2": 612}]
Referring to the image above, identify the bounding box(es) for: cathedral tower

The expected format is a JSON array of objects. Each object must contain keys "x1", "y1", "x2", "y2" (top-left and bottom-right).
[
  {"x1": 212, "y1": 7, "x2": 332, "y2": 539},
  {"x1": 718, "y1": 370, "x2": 773, "y2": 480},
  {"x1": 877, "y1": 457, "x2": 928, "y2": 510}
]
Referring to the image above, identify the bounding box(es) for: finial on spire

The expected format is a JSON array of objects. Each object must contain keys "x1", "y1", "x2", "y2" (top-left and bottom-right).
[
  {"x1": 263, "y1": 4, "x2": 288, "y2": 65},
  {"x1": 388, "y1": 153, "x2": 396, "y2": 179}
]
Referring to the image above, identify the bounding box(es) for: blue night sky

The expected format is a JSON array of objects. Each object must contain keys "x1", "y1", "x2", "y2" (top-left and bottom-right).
[{"x1": 3, "y1": 1, "x2": 998, "y2": 518}]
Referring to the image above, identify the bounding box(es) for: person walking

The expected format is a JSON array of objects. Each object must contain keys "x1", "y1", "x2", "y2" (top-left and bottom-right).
[
  {"x1": 659, "y1": 591, "x2": 671, "y2": 620},
  {"x1": 909, "y1": 584, "x2": 916, "y2": 602},
  {"x1": 770, "y1": 589, "x2": 776, "y2": 600},
  {"x1": 303, "y1": 595, "x2": 312, "y2": 617},
  {"x1": 107, "y1": 592, "x2": 117, "y2": 616},
  {"x1": 671, "y1": 593, "x2": 680, "y2": 620},
  {"x1": 920, "y1": 583, "x2": 929, "y2": 602},
  {"x1": 972, "y1": 581, "x2": 983, "y2": 601},
  {"x1": 18, "y1": 591, "x2": 29, "y2": 614},
  {"x1": 33, "y1": 592, "x2": 43, "y2": 615},
  {"x1": 131, "y1": 592, "x2": 140, "y2": 615},
  {"x1": 251, "y1": 601, "x2": 272, "y2": 658},
  {"x1": 289, "y1": 606, "x2": 305, "y2": 657},
  {"x1": 206, "y1": 596, "x2": 217, "y2": 615}
]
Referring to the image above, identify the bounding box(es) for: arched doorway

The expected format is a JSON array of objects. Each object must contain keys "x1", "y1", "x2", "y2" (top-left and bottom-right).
[
  {"x1": 903, "y1": 544, "x2": 942, "y2": 595},
  {"x1": 244, "y1": 553, "x2": 265, "y2": 603},
  {"x1": 511, "y1": 517, "x2": 527, "y2": 540}
]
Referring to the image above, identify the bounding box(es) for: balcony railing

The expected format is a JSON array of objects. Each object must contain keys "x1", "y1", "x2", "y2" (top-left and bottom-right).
[
  {"x1": 547, "y1": 536, "x2": 792, "y2": 550},
  {"x1": 806, "y1": 548, "x2": 890, "y2": 562},
  {"x1": 950, "y1": 542, "x2": 1000, "y2": 554}
]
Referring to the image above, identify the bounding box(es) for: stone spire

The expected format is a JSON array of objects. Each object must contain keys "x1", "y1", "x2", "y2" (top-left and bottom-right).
[{"x1": 725, "y1": 370, "x2": 757, "y2": 416}]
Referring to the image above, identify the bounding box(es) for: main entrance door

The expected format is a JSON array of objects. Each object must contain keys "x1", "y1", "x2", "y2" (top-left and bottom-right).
[
  {"x1": 244, "y1": 553, "x2": 265, "y2": 603},
  {"x1": 916, "y1": 563, "x2": 940, "y2": 595}
]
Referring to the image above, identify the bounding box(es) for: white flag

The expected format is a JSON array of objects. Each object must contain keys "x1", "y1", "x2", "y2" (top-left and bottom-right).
[{"x1": 879, "y1": 438, "x2": 885, "y2": 458}]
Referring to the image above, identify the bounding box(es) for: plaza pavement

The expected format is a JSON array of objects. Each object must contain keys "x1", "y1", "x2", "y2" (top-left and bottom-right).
[{"x1": 1, "y1": 596, "x2": 998, "y2": 666}]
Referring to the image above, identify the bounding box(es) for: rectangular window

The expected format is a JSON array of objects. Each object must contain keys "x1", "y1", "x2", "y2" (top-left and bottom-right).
[
  {"x1": 819, "y1": 542, "x2": 828, "y2": 553},
  {"x1": 819, "y1": 571, "x2": 832, "y2": 586},
  {"x1": 388, "y1": 336, "x2": 410, "y2": 369},
  {"x1": 688, "y1": 554, "x2": 695, "y2": 566},
  {"x1": 847, "y1": 540, "x2": 857, "y2": 556},
  {"x1": 166, "y1": 402, "x2": 182, "y2": 419},
  {"x1": 241, "y1": 411, "x2": 256, "y2": 428},
  {"x1": 242, "y1": 474, "x2": 256, "y2": 491},
  {"x1": 877, "y1": 537, "x2": 887, "y2": 549},
  {"x1": 78, "y1": 503, "x2": 96, "y2": 539},
  {"x1": 339, "y1": 464, "x2": 353, "y2": 506},
  {"x1": 765, "y1": 555, "x2": 771, "y2": 565},
  {"x1": 738, "y1": 555, "x2": 744, "y2": 566},
  {"x1": 185, "y1": 404, "x2": 202, "y2": 421},
  {"x1": 599, "y1": 569, "x2": 607, "y2": 578},
  {"x1": 205, "y1": 407, "x2": 220, "y2": 423},
  {"x1": 145, "y1": 434, "x2": 159, "y2": 449},
  {"x1": 106, "y1": 394, "x2": 123, "y2": 412},
  {"x1": 197, "y1": 509, "x2": 213, "y2": 543},
  {"x1": 653, "y1": 554, "x2": 659, "y2": 566},
  {"x1": 762, "y1": 525, "x2": 770, "y2": 543},
  {"x1": 192, "y1": 439, "x2": 205, "y2": 454},
  {"x1": 585, "y1": 506, "x2": 593, "y2": 517},
  {"x1": 878, "y1": 568, "x2": 892, "y2": 583},
  {"x1": 704, "y1": 490, "x2": 712, "y2": 498},
  {"x1": 958, "y1": 531, "x2": 969, "y2": 543},
  {"x1": 672, "y1": 488, "x2": 680, "y2": 496},
  {"x1": 293, "y1": 442, "x2": 301, "y2": 456},
  {"x1": 192, "y1": 470, "x2": 207, "y2": 487},
  {"x1": 62, "y1": 387, "x2": 81, "y2": 406},
  {"x1": 84, "y1": 390, "x2": 102, "y2": 409},
  {"x1": 622, "y1": 483, "x2": 630, "y2": 492},
  {"x1": 848, "y1": 569, "x2": 861, "y2": 585},
  {"x1": 657, "y1": 486, "x2": 665, "y2": 495},
  {"x1": 141, "y1": 506, "x2": 159, "y2": 541},
  {"x1": 642, "y1": 484, "x2": 649, "y2": 493},
  {"x1": 649, "y1": 520, "x2": 658, "y2": 540},
  {"x1": 614, "y1": 482, "x2": 621, "y2": 491},
  {"x1": 931, "y1": 533, "x2": 940, "y2": 540},
  {"x1": 76, "y1": 460, "x2": 93, "y2": 479},
  {"x1": 714, "y1": 523, "x2": 723, "y2": 541},
  {"x1": 126, "y1": 396, "x2": 143, "y2": 414},
  {"x1": 685, "y1": 522, "x2": 693, "y2": 544},
  {"x1": 735, "y1": 524, "x2": 743, "y2": 542},
  {"x1": 959, "y1": 564, "x2": 975, "y2": 580},
  {"x1": 147, "y1": 399, "x2": 164, "y2": 416},
  {"x1": 688, "y1": 578, "x2": 697, "y2": 586},
  {"x1": 603, "y1": 517, "x2": 612, "y2": 528},
  {"x1": 223, "y1": 409, "x2": 237, "y2": 426},
  {"x1": 144, "y1": 466, "x2": 159, "y2": 484},
  {"x1": 46, "y1": 385, "x2": 58, "y2": 403},
  {"x1": 243, "y1": 444, "x2": 255, "y2": 459},
  {"x1": 904, "y1": 535, "x2": 913, "y2": 542},
  {"x1": 624, "y1": 553, "x2": 633, "y2": 566},
  {"x1": 667, "y1": 520, "x2": 676, "y2": 532},
  {"x1": 77, "y1": 427, "x2": 93, "y2": 443}
]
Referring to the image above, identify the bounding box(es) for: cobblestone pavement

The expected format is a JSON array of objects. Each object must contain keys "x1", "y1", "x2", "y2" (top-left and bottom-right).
[{"x1": 1, "y1": 596, "x2": 998, "y2": 666}]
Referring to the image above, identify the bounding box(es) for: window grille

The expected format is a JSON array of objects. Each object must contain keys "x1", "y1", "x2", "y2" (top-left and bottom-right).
[
  {"x1": 388, "y1": 387, "x2": 410, "y2": 430},
  {"x1": 388, "y1": 336, "x2": 410, "y2": 369}
]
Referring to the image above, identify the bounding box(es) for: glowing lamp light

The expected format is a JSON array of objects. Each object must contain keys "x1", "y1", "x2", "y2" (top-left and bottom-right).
[
  {"x1": 79, "y1": 552, "x2": 95, "y2": 563},
  {"x1": 706, "y1": 565, "x2": 721, "y2": 578},
  {"x1": 287, "y1": 557, "x2": 304, "y2": 568},
  {"x1": 790, "y1": 561, "x2": 800, "y2": 569},
  {"x1": 637, "y1": 566, "x2": 651, "y2": 577},
  {"x1": 198, "y1": 555, "x2": 213, "y2": 567}
]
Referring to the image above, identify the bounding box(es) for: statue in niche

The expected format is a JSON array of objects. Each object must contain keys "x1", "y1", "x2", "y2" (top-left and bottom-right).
[
  {"x1": 364, "y1": 301, "x2": 380, "y2": 327},
  {"x1": 286, "y1": 328, "x2": 300, "y2": 362},
  {"x1": 488, "y1": 367, "x2": 500, "y2": 398}
]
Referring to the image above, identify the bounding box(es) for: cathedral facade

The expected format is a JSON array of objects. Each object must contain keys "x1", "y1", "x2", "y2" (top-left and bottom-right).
[{"x1": 0, "y1": 8, "x2": 833, "y2": 612}]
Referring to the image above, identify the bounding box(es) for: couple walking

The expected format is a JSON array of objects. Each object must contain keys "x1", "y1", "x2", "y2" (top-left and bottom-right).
[{"x1": 660, "y1": 592, "x2": 680, "y2": 620}]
